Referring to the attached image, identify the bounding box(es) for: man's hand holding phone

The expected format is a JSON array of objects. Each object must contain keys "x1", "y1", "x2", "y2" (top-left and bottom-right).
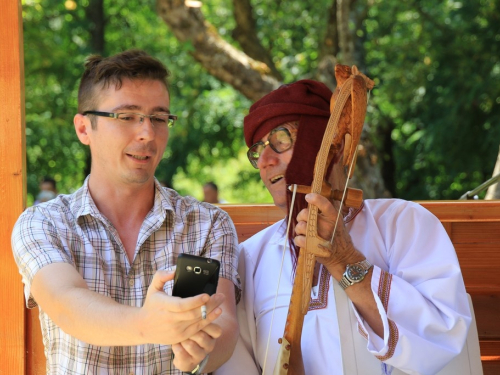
[
  {"x1": 170, "y1": 254, "x2": 222, "y2": 373},
  {"x1": 137, "y1": 254, "x2": 223, "y2": 373},
  {"x1": 139, "y1": 269, "x2": 224, "y2": 344}
]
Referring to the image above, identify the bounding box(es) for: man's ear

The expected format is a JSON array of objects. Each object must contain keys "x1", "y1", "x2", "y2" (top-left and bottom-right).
[{"x1": 74, "y1": 113, "x2": 91, "y2": 145}]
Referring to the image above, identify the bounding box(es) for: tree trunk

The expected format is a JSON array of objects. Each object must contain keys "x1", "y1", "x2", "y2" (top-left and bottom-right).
[
  {"x1": 349, "y1": 126, "x2": 391, "y2": 199},
  {"x1": 485, "y1": 145, "x2": 500, "y2": 199},
  {"x1": 231, "y1": 0, "x2": 283, "y2": 81},
  {"x1": 319, "y1": 1, "x2": 339, "y2": 62},
  {"x1": 337, "y1": 0, "x2": 355, "y2": 66},
  {"x1": 156, "y1": 0, "x2": 280, "y2": 101},
  {"x1": 83, "y1": 0, "x2": 106, "y2": 178}
]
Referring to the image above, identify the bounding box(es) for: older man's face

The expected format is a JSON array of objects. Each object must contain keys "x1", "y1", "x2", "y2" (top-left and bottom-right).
[{"x1": 256, "y1": 123, "x2": 298, "y2": 212}]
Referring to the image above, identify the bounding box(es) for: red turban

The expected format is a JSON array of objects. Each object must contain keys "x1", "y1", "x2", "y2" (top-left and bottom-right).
[{"x1": 244, "y1": 79, "x2": 333, "y2": 186}]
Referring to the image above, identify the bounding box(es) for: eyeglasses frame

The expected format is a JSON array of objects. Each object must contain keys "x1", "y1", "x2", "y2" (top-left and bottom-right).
[
  {"x1": 247, "y1": 126, "x2": 294, "y2": 169},
  {"x1": 82, "y1": 111, "x2": 178, "y2": 128}
]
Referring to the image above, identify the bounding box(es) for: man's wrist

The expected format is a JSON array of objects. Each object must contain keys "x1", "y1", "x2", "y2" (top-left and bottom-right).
[
  {"x1": 185, "y1": 355, "x2": 209, "y2": 375},
  {"x1": 339, "y1": 259, "x2": 373, "y2": 290}
]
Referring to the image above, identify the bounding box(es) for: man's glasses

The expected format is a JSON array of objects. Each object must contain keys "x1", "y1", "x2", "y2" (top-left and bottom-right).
[
  {"x1": 247, "y1": 127, "x2": 293, "y2": 168},
  {"x1": 82, "y1": 111, "x2": 178, "y2": 128}
]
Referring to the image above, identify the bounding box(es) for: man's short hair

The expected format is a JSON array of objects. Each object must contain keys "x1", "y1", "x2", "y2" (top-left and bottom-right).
[
  {"x1": 204, "y1": 181, "x2": 218, "y2": 191},
  {"x1": 41, "y1": 176, "x2": 57, "y2": 189},
  {"x1": 77, "y1": 49, "x2": 170, "y2": 128}
]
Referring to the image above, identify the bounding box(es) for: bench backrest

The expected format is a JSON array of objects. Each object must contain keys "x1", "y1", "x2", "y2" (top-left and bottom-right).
[{"x1": 25, "y1": 201, "x2": 500, "y2": 374}]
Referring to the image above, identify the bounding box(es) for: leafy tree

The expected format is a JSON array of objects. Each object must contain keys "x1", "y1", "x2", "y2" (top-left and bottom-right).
[
  {"x1": 364, "y1": 0, "x2": 500, "y2": 199},
  {"x1": 22, "y1": 0, "x2": 500, "y2": 204}
]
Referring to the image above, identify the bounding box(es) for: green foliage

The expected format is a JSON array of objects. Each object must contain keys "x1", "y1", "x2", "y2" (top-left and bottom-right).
[
  {"x1": 365, "y1": 0, "x2": 500, "y2": 199},
  {"x1": 22, "y1": 0, "x2": 258, "y2": 202},
  {"x1": 23, "y1": 0, "x2": 91, "y2": 203},
  {"x1": 22, "y1": 0, "x2": 500, "y2": 203},
  {"x1": 173, "y1": 150, "x2": 272, "y2": 204}
]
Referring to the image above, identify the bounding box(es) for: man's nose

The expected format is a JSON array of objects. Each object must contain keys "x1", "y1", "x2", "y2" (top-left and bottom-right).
[
  {"x1": 257, "y1": 144, "x2": 278, "y2": 169},
  {"x1": 137, "y1": 116, "x2": 156, "y2": 140}
]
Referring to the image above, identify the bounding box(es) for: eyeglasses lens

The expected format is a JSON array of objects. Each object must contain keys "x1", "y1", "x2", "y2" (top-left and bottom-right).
[
  {"x1": 272, "y1": 129, "x2": 292, "y2": 152},
  {"x1": 247, "y1": 128, "x2": 292, "y2": 168}
]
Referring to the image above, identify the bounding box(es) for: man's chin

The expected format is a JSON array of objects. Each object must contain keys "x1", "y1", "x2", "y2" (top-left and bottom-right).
[
  {"x1": 270, "y1": 193, "x2": 288, "y2": 212},
  {"x1": 122, "y1": 171, "x2": 153, "y2": 185}
]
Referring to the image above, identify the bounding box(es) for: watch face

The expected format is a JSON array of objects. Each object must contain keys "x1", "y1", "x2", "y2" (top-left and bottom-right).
[{"x1": 347, "y1": 264, "x2": 366, "y2": 281}]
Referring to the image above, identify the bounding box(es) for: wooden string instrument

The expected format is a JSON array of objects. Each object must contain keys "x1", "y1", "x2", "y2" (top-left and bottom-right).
[{"x1": 273, "y1": 64, "x2": 374, "y2": 375}]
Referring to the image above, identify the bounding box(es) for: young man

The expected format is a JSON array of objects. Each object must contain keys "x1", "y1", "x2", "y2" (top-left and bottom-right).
[
  {"x1": 12, "y1": 50, "x2": 240, "y2": 374},
  {"x1": 216, "y1": 80, "x2": 471, "y2": 374}
]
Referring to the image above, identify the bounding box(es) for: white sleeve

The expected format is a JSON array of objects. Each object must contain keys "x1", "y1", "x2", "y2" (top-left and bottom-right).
[
  {"x1": 353, "y1": 201, "x2": 471, "y2": 374},
  {"x1": 214, "y1": 247, "x2": 261, "y2": 375}
]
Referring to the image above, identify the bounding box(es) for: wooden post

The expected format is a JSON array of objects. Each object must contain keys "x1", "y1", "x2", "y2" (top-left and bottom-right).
[{"x1": 0, "y1": 1, "x2": 26, "y2": 373}]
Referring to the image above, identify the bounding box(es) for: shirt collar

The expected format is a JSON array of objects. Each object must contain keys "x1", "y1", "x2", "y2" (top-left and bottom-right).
[
  {"x1": 268, "y1": 218, "x2": 288, "y2": 245},
  {"x1": 72, "y1": 176, "x2": 100, "y2": 219},
  {"x1": 153, "y1": 178, "x2": 176, "y2": 221},
  {"x1": 73, "y1": 176, "x2": 175, "y2": 222}
]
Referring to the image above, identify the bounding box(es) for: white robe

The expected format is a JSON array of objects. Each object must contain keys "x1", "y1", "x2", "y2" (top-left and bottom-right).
[{"x1": 216, "y1": 199, "x2": 471, "y2": 375}]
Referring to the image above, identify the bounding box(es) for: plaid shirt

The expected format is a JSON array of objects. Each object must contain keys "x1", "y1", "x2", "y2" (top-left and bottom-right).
[{"x1": 12, "y1": 178, "x2": 240, "y2": 375}]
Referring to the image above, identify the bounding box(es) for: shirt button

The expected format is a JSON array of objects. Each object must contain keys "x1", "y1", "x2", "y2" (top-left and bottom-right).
[{"x1": 128, "y1": 279, "x2": 134, "y2": 287}]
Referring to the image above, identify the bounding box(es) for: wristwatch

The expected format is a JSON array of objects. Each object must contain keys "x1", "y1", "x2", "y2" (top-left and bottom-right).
[
  {"x1": 339, "y1": 259, "x2": 373, "y2": 290},
  {"x1": 186, "y1": 355, "x2": 209, "y2": 375}
]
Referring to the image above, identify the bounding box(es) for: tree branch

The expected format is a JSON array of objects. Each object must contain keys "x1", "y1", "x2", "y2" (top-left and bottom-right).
[
  {"x1": 231, "y1": 0, "x2": 283, "y2": 81},
  {"x1": 319, "y1": 0, "x2": 339, "y2": 61},
  {"x1": 156, "y1": 0, "x2": 280, "y2": 101},
  {"x1": 316, "y1": 0, "x2": 339, "y2": 87},
  {"x1": 85, "y1": 0, "x2": 106, "y2": 54},
  {"x1": 410, "y1": 0, "x2": 449, "y2": 35},
  {"x1": 337, "y1": 0, "x2": 355, "y2": 66}
]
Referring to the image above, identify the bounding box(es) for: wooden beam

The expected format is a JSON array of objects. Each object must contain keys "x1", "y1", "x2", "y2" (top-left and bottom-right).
[
  {"x1": 0, "y1": 1, "x2": 26, "y2": 374},
  {"x1": 417, "y1": 200, "x2": 500, "y2": 222}
]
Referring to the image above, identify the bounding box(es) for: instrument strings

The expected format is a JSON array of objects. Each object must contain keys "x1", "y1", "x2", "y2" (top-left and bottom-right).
[
  {"x1": 262, "y1": 183, "x2": 298, "y2": 374},
  {"x1": 330, "y1": 89, "x2": 371, "y2": 244}
]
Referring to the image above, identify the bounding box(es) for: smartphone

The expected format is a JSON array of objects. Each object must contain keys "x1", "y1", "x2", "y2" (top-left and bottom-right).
[{"x1": 172, "y1": 253, "x2": 220, "y2": 298}]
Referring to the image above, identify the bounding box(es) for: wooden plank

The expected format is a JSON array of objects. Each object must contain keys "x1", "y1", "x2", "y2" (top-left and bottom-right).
[
  {"x1": 471, "y1": 295, "x2": 500, "y2": 339},
  {"x1": 0, "y1": 1, "x2": 26, "y2": 374},
  {"x1": 233, "y1": 223, "x2": 275, "y2": 242},
  {"x1": 221, "y1": 204, "x2": 284, "y2": 224},
  {"x1": 418, "y1": 201, "x2": 500, "y2": 222},
  {"x1": 221, "y1": 201, "x2": 500, "y2": 224},
  {"x1": 483, "y1": 362, "x2": 500, "y2": 375},
  {"x1": 451, "y1": 222, "x2": 500, "y2": 243},
  {"x1": 481, "y1": 340, "x2": 500, "y2": 375},
  {"x1": 480, "y1": 341, "x2": 500, "y2": 357},
  {"x1": 441, "y1": 221, "x2": 452, "y2": 238},
  {"x1": 27, "y1": 308, "x2": 46, "y2": 374},
  {"x1": 456, "y1": 243, "x2": 500, "y2": 293}
]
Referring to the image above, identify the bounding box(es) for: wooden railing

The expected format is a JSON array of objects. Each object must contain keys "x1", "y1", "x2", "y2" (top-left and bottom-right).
[{"x1": 21, "y1": 201, "x2": 500, "y2": 374}]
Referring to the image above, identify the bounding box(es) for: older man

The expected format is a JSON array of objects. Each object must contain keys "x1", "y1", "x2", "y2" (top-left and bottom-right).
[{"x1": 216, "y1": 79, "x2": 470, "y2": 374}]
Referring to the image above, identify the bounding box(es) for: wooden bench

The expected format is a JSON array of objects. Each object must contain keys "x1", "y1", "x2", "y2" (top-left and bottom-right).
[{"x1": 24, "y1": 201, "x2": 500, "y2": 374}]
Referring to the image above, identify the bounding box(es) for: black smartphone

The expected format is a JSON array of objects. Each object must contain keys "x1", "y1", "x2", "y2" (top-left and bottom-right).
[{"x1": 172, "y1": 253, "x2": 220, "y2": 298}]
